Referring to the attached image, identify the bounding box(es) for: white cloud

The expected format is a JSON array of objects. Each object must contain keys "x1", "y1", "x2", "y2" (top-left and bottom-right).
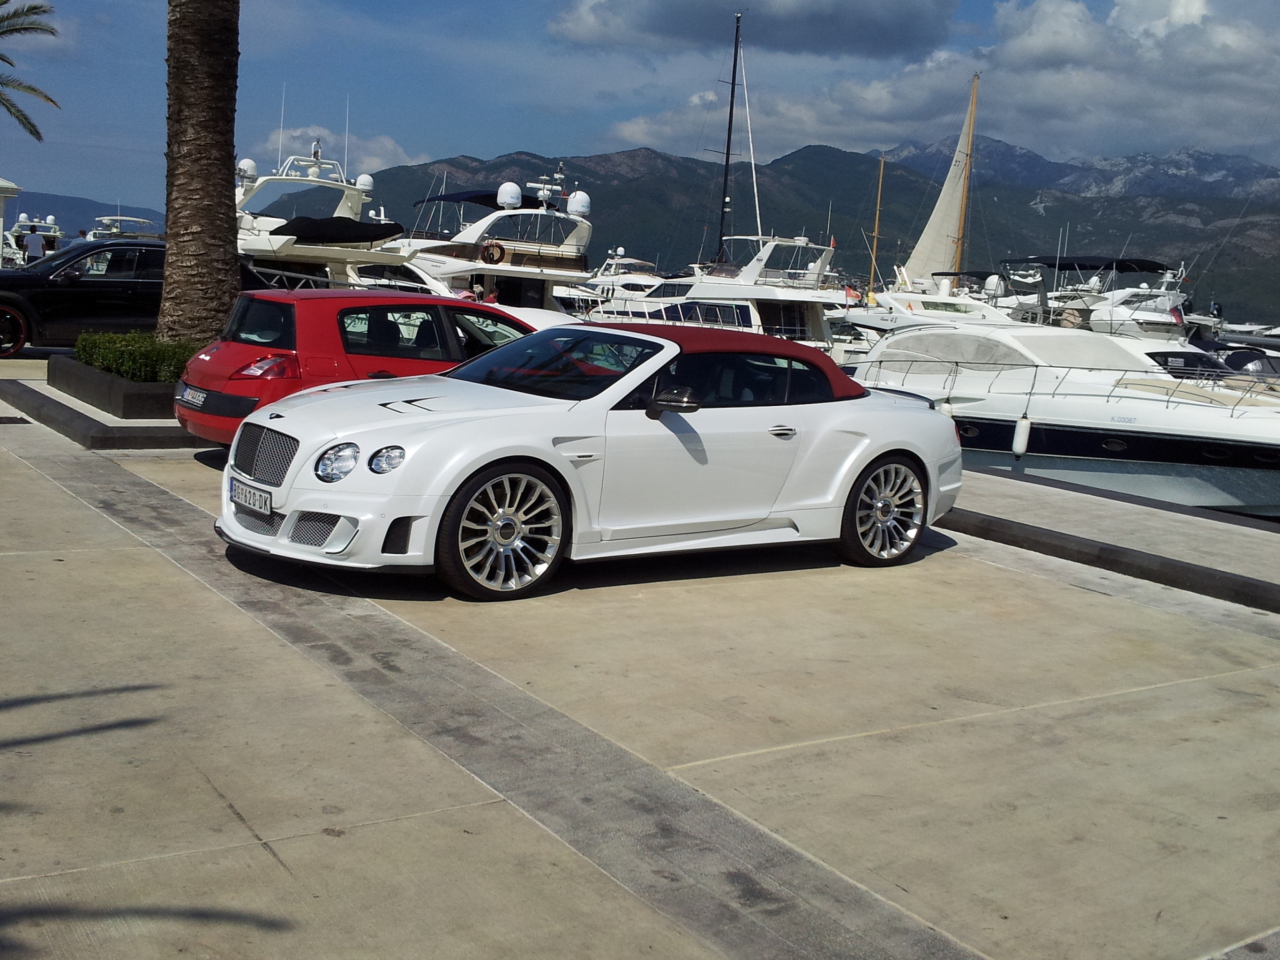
[
  {"x1": 603, "y1": 0, "x2": 1280, "y2": 168},
  {"x1": 252, "y1": 125, "x2": 429, "y2": 176},
  {"x1": 689, "y1": 90, "x2": 718, "y2": 106}
]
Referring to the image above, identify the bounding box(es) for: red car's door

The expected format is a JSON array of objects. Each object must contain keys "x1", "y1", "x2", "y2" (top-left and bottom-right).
[{"x1": 334, "y1": 302, "x2": 460, "y2": 380}]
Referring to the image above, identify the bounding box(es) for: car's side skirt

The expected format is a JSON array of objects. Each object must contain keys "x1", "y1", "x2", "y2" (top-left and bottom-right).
[{"x1": 570, "y1": 508, "x2": 843, "y2": 562}]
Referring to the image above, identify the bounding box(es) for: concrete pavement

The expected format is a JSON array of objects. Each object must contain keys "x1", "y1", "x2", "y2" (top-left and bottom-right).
[{"x1": 5, "y1": 409, "x2": 1280, "y2": 959}]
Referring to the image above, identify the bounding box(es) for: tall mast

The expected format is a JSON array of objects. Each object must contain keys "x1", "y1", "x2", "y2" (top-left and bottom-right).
[
  {"x1": 716, "y1": 12, "x2": 742, "y2": 262},
  {"x1": 868, "y1": 155, "x2": 885, "y2": 306},
  {"x1": 952, "y1": 73, "x2": 979, "y2": 274}
]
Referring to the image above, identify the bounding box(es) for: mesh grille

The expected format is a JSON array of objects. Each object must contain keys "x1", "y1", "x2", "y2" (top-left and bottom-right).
[
  {"x1": 233, "y1": 502, "x2": 285, "y2": 536},
  {"x1": 232, "y1": 423, "x2": 299, "y2": 487},
  {"x1": 381, "y1": 517, "x2": 414, "y2": 555},
  {"x1": 289, "y1": 512, "x2": 340, "y2": 547}
]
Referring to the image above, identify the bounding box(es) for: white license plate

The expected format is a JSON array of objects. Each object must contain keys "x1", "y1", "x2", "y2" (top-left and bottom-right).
[
  {"x1": 181, "y1": 384, "x2": 207, "y2": 408},
  {"x1": 230, "y1": 478, "x2": 271, "y2": 515}
]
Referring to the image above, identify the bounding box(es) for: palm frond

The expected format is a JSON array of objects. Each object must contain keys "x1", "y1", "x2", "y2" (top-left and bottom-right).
[
  {"x1": 0, "y1": 88, "x2": 42, "y2": 140},
  {"x1": 0, "y1": 2, "x2": 58, "y2": 40},
  {"x1": 0, "y1": 70, "x2": 56, "y2": 106},
  {"x1": 0, "y1": 52, "x2": 14, "y2": 68}
]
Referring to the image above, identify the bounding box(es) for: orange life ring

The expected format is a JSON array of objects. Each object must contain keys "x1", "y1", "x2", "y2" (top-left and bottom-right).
[{"x1": 480, "y1": 240, "x2": 505, "y2": 265}]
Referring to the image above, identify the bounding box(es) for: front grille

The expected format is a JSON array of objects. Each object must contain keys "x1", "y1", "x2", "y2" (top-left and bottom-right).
[
  {"x1": 382, "y1": 517, "x2": 414, "y2": 554},
  {"x1": 289, "y1": 512, "x2": 340, "y2": 547},
  {"x1": 232, "y1": 423, "x2": 299, "y2": 487},
  {"x1": 233, "y1": 502, "x2": 285, "y2": 536}
]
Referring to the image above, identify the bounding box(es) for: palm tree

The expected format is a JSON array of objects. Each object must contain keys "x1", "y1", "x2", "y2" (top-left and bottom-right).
[
  {"x1": 0, "y1": 1, "x2": 59, "y2": 141},
  {"x1": 155, "y1": 0, "x2": 240, "y2": 343}
]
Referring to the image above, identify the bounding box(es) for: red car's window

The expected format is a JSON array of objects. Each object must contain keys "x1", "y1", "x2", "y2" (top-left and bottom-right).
[
  {"x1": 450, "y1": 308, "x2": 528, "y2": 359},
  {"x1": 338, "y1": 305, "x2": 448, "y2": 361},
  {"x1": 223, "y1": 297, "x2": 296, "y2": 350}
]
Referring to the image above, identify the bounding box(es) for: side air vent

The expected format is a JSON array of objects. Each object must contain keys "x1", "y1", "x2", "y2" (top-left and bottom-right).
[{"x1": 382, "y1": 517, "x2": 414, "y2": 554}]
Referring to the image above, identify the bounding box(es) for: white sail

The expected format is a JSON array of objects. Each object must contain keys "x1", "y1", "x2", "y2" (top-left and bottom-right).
[{"x1": 901, "y1": 76, "x2": 978, "y2": 286}]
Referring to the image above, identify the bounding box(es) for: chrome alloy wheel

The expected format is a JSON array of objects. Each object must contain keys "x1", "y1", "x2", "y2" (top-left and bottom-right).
[
  {"x1": 457, "y1": 473, "x2": 564, "y2": 592},
  {"x1": 855, "y1": 462, "x2": 924, "y2": 560}
]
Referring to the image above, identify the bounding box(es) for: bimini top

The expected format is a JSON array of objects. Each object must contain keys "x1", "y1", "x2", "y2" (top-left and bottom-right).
[
  {"x1": 413, "y1": 189, "x2": 552, "y2": 211},
  {"x1": 596, "y1": 322, "x2": 866, "y2": 399},
  {"x1": 1002, "y1": 255, "x2": 1168, "y2": 274},
  {"x1": 269, "y1": 216, "x2": 403, "y2": 245}
]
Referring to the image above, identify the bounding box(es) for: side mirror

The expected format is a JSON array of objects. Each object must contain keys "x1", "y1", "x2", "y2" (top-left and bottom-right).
[
  {"x1": 645, "y1": 385, "x2": 700, "y2": 420},
  {"x1": 58, "y1": 268, "x2": 83, "y2": 285}
]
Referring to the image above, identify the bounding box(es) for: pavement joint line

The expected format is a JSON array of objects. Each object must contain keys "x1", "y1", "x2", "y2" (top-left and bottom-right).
[
  {"x1": 666, "y1": 659, "x2": 1280, "y2": 772},
  {"x1": 0, "y1": 799, "x2": 511, "y2": 889},
  {"x1": 4, "y1": 440, "x2": 993, "y2": 960},
  {"x1": 0, "y1": 546, "x2": 152, "y2": 557}
]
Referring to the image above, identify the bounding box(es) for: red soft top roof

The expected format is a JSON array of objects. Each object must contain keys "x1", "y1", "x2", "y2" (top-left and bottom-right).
[{"x1": 594, "y1": 322, "x2": 866, "y2": 399}]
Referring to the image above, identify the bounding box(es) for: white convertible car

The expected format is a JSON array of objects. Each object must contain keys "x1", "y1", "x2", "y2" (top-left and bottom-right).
[{"x1": 216, "y1": 324, "x2": 963, "y2": 599}]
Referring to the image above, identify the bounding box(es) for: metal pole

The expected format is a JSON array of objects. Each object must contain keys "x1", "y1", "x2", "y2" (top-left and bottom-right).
[{"x1": 716, "y1": 12, "x2": 742, "y2": 262}]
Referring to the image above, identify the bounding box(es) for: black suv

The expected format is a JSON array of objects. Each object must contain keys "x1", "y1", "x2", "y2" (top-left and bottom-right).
[{"x1": 0, "y1": 238, "x2": 166, "y2": 357}]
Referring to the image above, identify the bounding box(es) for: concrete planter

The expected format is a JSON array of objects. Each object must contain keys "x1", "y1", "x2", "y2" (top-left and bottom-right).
[{"x1": 47, "y1": 354, "x2": 178, "y2": 419}]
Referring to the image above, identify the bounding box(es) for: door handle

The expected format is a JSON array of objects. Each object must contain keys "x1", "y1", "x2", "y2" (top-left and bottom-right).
[
  {"x1": 768, "y1": 425, "x2": 797, "y2": 439},
  {"x1": 367, "y1": 370, "x2": 397, "y2": 379}
]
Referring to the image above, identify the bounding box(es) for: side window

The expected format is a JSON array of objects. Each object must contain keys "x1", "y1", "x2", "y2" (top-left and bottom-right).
[
  {"x1": 338, "y1": 306, "x2": 447, "y2": 360},
  {"x1": 657, "y1": 352, "x2": 789, "y2": 408},
  {"x1": 76, "y1": 248, "x2": 140, "y2": 280},
  {"x1": 787, "y1": 359, "x2": 833, "y2": 403},
  {"x1": 450, "y1": 308, "x2": 528, "y2": 359},
  {"x1": 136, "y1": 248, "x2": 165, "y2": 281}
]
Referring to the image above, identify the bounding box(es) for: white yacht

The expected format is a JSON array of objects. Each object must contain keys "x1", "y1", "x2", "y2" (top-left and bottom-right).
[
  {"x1": 851, "y1": 322, "x2": 1280, "y2": 515},
  {"x1": 996, "y1": 255, "x2": 1219, "y2": 340},
  {"x1": 86, "y1": 216, "x2": 158, "y2": 240},
  {"x1": 380, "y1": 164, "x2": 592, "y2": 312},
  {"x1": 588, "y1": 234, "x2": 847, "y2": 348},
  {"x1": 234, "y1": 147, "x2": 414, "y2": 288},
  {"x1": 3, "y1": 213, "x2": 63, "y2": 266}
]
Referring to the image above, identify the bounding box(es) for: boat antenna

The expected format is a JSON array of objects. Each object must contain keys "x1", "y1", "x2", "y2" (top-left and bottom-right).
[
  {"x1": 868, "y1": 155, "x2": 885, "y2": 305},
  {"x1": 715, "y1": 12, "x2": 742, "y2": 262},
  {"x1": 740, "y1": 36, "x2": 763, "y2": 239},
  {"x1": 343, "y1": 93, "x2": 350, "y2": 178},
  {"x1": 276, "y1": 82, "x2": 286, "y2": 173}
]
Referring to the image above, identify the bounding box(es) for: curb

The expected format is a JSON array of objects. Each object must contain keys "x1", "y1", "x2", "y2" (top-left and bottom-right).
[
  {"x1": 0, "y1": 379, "x2": 217, "y2": 450},
  {"x1": 935, "y1": 507, "x2": 1280, "y2": 615}
]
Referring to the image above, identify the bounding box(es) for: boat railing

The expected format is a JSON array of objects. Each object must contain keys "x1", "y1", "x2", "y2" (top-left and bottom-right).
[{"x1": 856, "y1": 359, "x2": 1280, "y2": 417}]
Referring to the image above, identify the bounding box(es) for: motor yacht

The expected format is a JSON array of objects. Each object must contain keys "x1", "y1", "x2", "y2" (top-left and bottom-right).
[
  {"x1": 3, "y1": 213, "x2": 63, "y2": 266},
  {"x1": 380, "y1": 164, "x2": 592, "y2": 312},
  {"x1": 851, "y1": 321, "x2": 1280, "y2": 515}
]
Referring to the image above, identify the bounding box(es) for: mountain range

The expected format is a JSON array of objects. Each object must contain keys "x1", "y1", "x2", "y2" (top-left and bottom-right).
[{"x1": 15, "y1": 136, "x2": 1277, "y2": 324}]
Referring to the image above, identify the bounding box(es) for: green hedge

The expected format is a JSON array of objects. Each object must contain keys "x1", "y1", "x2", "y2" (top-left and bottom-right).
[{"x1": 75, "y1": 332, "x2": 206, "y2": 383}]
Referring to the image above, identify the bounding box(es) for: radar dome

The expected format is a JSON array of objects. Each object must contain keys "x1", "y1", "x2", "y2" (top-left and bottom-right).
[
  {"x1": 236, "y1": 158, "x2": 257, "y2": 179},
  {"x1": 566, "y1": 190, "x2": 591, "y2": 217},
  {"x1": 45, "y1": 215, "x2": 55, "y2": 225},
  {"x1": 356, "y1": 174, "x2": 375, "y2": 192},
  {"x1": 17, "y1": 213, "x2": 28, "y2": 222},
  {"x1": 496, "y1": 182, "x2": 522, "y2": 210}
]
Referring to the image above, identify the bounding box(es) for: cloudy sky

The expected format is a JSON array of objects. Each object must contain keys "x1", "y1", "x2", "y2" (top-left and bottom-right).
[{"x1": 1, "y1": 0, "x2": 1278, "y2": 209}]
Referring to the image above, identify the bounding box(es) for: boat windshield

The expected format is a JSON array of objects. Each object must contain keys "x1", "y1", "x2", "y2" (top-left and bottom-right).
[
  {"x1": 1010, "y1": 332, "x2": 1152, "y2": 371},
  {"x1": 445, "y1": 327, "x2": 660, "y2": 400}
]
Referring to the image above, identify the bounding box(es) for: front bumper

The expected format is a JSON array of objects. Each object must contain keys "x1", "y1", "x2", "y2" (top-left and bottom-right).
[{"x1": 217, "y1": 469, "x2": 444, "y2": 568}]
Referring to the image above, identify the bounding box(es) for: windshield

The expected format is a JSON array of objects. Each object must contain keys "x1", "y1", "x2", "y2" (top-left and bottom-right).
[
  {"x1": 22, "y1": 244, "x2": 91, "y2": 272},
  {"x1": 223, "y1": 296, "x2": 297, "y2": 349},
  {"x1": 445, "y1": 327, "x2": 661, "y2": 400}
]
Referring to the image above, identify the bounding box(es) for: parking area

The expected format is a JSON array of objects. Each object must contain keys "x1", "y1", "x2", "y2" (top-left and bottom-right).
[{"x1": 5, "y1": 415, "x2": 1280, "y2": 960}]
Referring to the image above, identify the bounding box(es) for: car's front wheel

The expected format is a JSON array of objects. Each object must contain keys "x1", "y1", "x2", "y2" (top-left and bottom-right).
[
  {"x1": 837, "y1": 454, "x2": 927, "y2": 567},
  {"x1": 435, "y1": 462, "x2": 569, "y2": 600},
  {"x1": 0, "y1": 303, "x2": 29, "y2": 359}
]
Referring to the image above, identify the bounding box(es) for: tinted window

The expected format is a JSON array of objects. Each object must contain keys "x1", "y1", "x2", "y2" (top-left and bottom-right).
[
  {"x1": 616, "y1": 353, "x2": 833, "y2": 409},
  {"x1": 787, "y1": 359, "x2": 833, "y2": 403},
  {"x1": 446, "y1": 327, "x2": 660, "y2": 400},
  {"x1": 1147, "y1": 351, "x2": 1228, "y2": 379},
  {"x1": 450, "y1": 308, "x2": 528, "y2": 358},
  {"x1": 338, "y1": 305, "x2": 447, "y2": 360},
  {"x1": 223, "y1": 297, "x2": 296, "y2": 349},
  {"x1": 76, "y1": 247, "x2": 140, "y2": 280},
  {"x1": 136, "y1": 248, "x2": 165, "y2": 280}
]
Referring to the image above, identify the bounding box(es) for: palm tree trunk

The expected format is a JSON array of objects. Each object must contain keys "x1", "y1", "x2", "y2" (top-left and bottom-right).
[{"x1": 156, "y1": 0, "x2": 240, "y2": 342}]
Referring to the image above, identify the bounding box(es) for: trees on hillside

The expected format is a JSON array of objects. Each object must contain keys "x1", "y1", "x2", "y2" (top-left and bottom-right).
[
  {"x1": 155, "y1": 0, "x2": 240, "y2": 342},
  {"x1": 0, "y1": 1, "x2": 59, "y2": 141}
]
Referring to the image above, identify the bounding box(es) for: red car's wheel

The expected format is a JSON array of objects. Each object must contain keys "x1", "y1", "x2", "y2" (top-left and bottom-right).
[{"x1": 0, "y1": 303, "x2": 29, "y2": 358}]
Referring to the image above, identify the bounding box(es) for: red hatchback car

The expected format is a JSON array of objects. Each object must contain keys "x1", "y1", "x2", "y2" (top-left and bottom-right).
[{"x1": 175, "y1": 290, "x2": 538, "y2": 445}]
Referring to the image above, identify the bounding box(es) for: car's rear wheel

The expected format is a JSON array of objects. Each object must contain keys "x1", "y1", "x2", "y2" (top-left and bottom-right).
[
  {"x1": 0, "y1": 303, "x2": 29, "y2": 358},
  {"x1": 837, "y1": 455, "x2": 927, "y2": 567},
  {"x1": 435, "y1": 463, "x2": 569, "y2": 600}
]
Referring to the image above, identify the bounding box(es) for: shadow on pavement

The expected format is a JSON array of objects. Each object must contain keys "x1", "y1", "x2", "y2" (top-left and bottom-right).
[
  {"x1": 194, "y1": 449, "x2": 228, "y2": 470},
  {"x1": 0, "y1": 717, "x2": 162, "y2": 752},
  {"x1": 0, "y1": 904, "x2": 293, "y2": 958},
  {"x1": 225, "y1": 528, "x2": 958, "y2": 604},
  {"x1": 0, "y1": 684, "x2": 166, "y2": 713}
]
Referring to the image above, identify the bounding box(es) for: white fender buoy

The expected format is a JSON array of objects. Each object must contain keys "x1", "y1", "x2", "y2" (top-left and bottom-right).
[
  {"x1": 1012, "y1": 416, "x2": 1031, "y2": 459},
  {"x1": 938, "y1": 400, "x2": 954, "y2": 418}
]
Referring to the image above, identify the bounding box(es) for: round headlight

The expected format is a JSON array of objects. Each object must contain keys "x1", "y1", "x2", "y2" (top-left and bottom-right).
[
  {"x1": 315, "y1": 443, "x2": 360, "y2": 483},
  {"x1": 369, "y1": 446, "x2": 406, "y2": 474}
]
